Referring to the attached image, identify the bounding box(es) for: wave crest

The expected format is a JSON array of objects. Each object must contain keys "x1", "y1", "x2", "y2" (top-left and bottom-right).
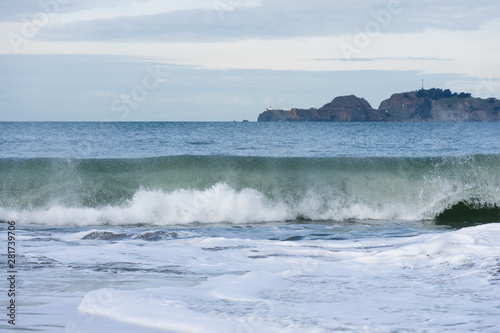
[{"x1": 1, "y1": 155, "x2": 499, "y2": 225}]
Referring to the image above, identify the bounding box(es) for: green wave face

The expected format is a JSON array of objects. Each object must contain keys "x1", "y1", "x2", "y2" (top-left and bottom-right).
[{"x1": 1, "y1": 155, "x2": 499, "y2": 225}]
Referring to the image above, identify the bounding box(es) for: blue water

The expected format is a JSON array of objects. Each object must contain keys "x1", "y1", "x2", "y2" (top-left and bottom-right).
[
  {"x1": 2, "y1": 121, "x2": 500, "y2": 158},
  {"x1": 1, "y1": 122, "x2": 500, "y2": 332}
]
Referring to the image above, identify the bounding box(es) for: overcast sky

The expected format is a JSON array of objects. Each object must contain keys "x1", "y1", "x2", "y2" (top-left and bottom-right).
[{"x1": 0, "y1": 0, "x2": 499, "y2": 121}]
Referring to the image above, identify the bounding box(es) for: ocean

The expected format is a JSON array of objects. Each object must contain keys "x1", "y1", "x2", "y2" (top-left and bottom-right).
[{"x1": 1, "y1": 121, "x2": 500, "y2": 332}]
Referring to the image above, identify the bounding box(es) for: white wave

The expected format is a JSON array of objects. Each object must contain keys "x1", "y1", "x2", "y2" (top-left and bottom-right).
[
  {"x1": 1, "y1": 184, "x2": 290, "y2": 226},
  {"x1": 1, "y1": 182, "x2": 498, "y2": 226}
]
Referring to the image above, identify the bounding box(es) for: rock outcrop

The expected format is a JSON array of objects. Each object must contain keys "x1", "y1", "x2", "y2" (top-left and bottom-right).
[{"x1": 257, "y1": 88, "x2": 500, "y2": 122}]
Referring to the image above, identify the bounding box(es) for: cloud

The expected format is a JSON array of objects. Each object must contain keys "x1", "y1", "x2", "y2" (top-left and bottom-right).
[
  {"x1": 0, "y1": 0, "x2": 91, "y2": 21},
  {"x1": 27, "y1": 0, "x2": 500, "y2": 42},
  {"x1": 315, "y1": 57, "x2": 455, "y2": 62}
]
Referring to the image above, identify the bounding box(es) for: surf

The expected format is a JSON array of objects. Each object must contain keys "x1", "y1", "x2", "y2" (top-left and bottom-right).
[{"x1": 1, "y1": 154, "x2": 499, "y2": 225}]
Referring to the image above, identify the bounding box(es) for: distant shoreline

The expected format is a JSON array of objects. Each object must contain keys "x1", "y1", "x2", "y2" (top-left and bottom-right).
[{"x1": 258, "y1": 88, "x2": 500, "y2": 122}]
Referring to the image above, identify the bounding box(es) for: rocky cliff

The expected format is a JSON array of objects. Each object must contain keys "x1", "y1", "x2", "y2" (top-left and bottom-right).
[{"x1": 257, "y1": 88, "x2": 500, "y2": 122}]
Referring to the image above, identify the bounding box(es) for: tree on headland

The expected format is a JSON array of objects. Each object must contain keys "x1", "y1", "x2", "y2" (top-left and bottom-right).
[{"x1": 417, "y1": 88, "x2": 470, "y2": 100}]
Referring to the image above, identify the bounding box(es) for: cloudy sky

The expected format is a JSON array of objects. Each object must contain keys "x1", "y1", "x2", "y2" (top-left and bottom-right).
[{"x1": 0, "y1": 0, "x2": 499, "y2": 121}]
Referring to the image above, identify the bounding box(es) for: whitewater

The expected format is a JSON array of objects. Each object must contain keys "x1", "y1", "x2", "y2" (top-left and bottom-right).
[
  {"x1": 1, "y1": 122, "x2": 500, "y2": 332},
  {"x1": 1, "y1": 155, "x2": 500, "y2": 225}
]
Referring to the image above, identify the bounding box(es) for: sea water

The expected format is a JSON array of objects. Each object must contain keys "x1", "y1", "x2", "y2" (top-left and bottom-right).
[{"x1": 1, "y1": 122, "x2": 500, "y2": 332}]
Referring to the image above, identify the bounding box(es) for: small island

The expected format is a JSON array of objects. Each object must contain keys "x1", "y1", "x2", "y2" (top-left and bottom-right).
[{"x1": 257, "y1": 88, "x2": 500, "y2": 122}]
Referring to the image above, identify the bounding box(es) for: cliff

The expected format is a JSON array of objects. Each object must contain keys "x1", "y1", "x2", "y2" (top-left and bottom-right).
[{"x1": 257, "y1": 88, "x2": 500, "y2": 122}]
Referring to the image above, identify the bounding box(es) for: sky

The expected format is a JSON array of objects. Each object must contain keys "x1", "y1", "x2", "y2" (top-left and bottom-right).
[{"x1": 0, "y1": 0, "x2": 499, "y2": 121}]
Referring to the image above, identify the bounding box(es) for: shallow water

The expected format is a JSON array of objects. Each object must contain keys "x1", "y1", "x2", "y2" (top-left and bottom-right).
[{"x1": 4, "y1": 221, "x2": 499, "y2": 332}]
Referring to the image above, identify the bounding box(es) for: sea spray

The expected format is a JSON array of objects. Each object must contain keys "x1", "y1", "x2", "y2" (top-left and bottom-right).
[{"x1": 1, "y1": 155, "x2": 499, "y2": 225}]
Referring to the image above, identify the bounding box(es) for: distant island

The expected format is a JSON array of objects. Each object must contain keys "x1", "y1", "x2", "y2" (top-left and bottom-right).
[{"x1": 257, "y1": 88, "x2": 500, "y2": 122}]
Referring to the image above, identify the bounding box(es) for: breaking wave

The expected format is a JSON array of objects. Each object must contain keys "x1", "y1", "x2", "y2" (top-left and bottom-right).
[{"x1": 1, "y1": 155, "x2": 499, "y2": 225}]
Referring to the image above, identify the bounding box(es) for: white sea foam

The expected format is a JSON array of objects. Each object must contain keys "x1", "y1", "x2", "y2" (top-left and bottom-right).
[{"x1": 77, "y1": 224, "x2": 500, "y2": 332}]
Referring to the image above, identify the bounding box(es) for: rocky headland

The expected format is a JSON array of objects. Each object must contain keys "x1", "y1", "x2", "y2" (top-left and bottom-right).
[{"x1": 257, "y1": 88, "x2": 500, "y2": 122}]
